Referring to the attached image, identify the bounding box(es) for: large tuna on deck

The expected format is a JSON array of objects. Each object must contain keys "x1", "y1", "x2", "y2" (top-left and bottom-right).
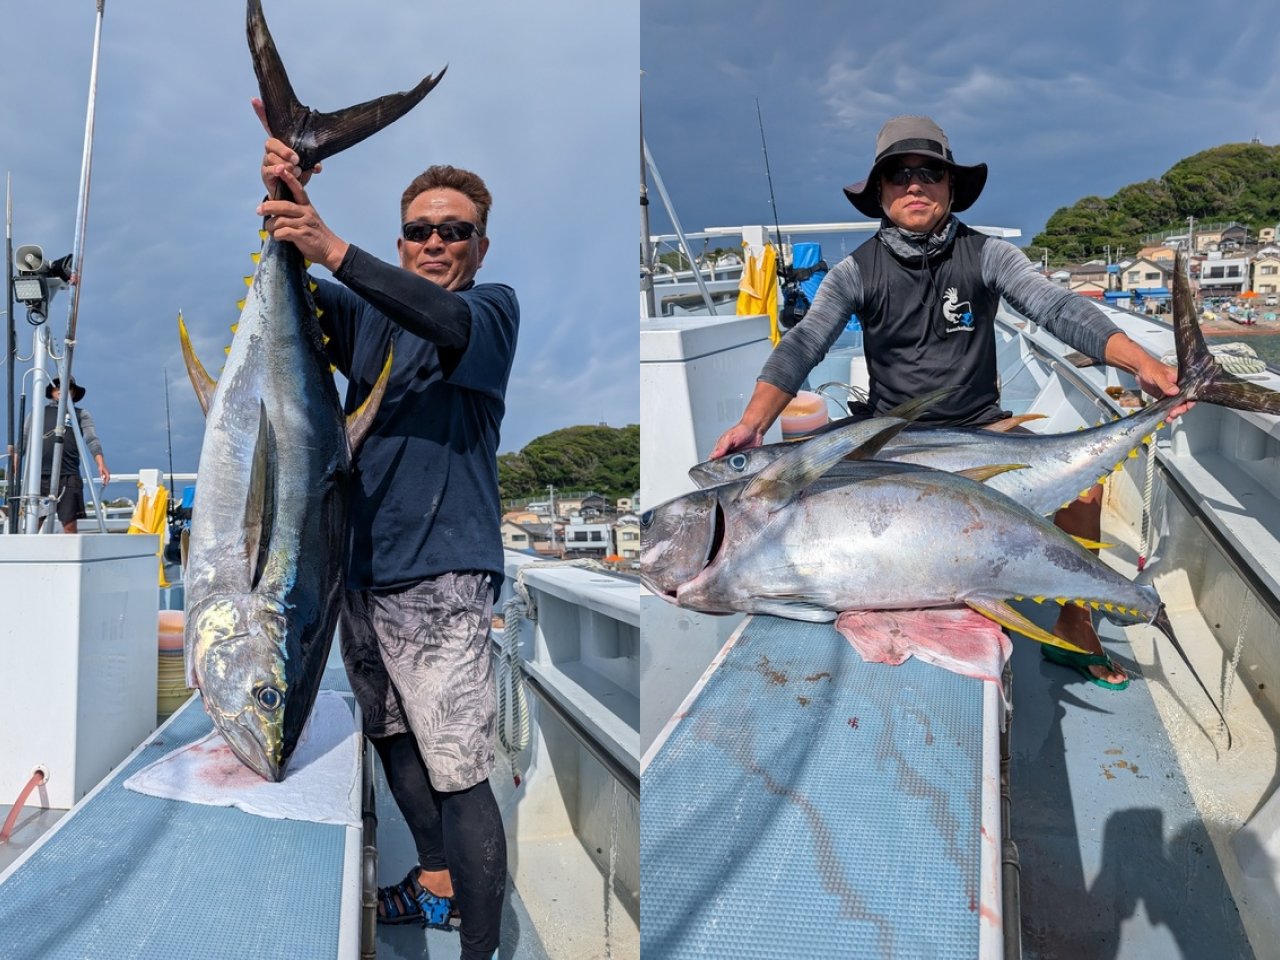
[
  {"x1": 179, "y1": 0, "x2": 443, "y2": 781},
  {"x1": 641, "y1": 418, "x2": 1229, "y2": 740}
]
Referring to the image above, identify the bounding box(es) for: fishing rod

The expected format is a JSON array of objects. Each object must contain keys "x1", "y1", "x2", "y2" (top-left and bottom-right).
[
  {"x1": 46, "y1": 0, "x2": 106, "y2": 516},
  {"x1": 755, "y1": 98, "x2": 786, "y2": 266},
  {"x1": 756, "y1": 99, "x2": 820, "y2": 330}
]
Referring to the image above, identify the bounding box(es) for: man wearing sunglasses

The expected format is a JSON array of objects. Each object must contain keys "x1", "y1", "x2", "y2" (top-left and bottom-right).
[
  {"x1": 257, "y1": 103, "x2": 515, "y2": 960},
  {"x1": 711, "y1": 115, "x2": 1187, "y2": 691}
]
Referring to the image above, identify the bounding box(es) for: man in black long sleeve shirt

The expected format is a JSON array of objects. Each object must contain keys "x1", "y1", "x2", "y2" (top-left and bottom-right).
[{"x1": 260, "y1": 110, "x2": 516, "y2": 960}]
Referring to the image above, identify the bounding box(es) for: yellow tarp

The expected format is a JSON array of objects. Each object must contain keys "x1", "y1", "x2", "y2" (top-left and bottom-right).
[
  {"x1": 128, "y1": 485, "x2": 171, "y2": 587},
  {"x1": 736, "y1": 244, "x2": 780, "y2": 345}
]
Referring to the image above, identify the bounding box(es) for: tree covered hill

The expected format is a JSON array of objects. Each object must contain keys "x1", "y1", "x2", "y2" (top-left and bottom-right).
[
  {"x1": 1031, "y1": 142, "x2": 1280, "y2": 262},
  {"x1": 499, "y1": 424, "x2": 639, "y2": 502}
]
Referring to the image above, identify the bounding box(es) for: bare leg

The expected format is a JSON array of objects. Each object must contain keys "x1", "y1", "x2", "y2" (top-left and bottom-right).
[{"x1": 1052, "y1": 484, "x2": 1127, "y2": 685}]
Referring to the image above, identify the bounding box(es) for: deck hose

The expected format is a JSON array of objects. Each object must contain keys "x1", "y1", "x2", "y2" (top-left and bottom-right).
[{"x1": 0, "y1": 769, "x2": 46, "y2": 842}]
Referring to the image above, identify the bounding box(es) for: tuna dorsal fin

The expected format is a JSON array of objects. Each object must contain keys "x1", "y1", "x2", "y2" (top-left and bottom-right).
[
  {"x1": 178, "y1": 311, "x2": 217, "y2": 417},
  {"x1": 245, "y1": 401, "x2": 276, "y2": 590},
  {"x1": 954, "y1": 463, "x2": 1028, "y2": 483},
  {"x1": 247, "y1": 0, "x2": 446, "y2": 177},
  {"x1": 741, "y1": 416, "x2": 909, "y2": 505},
  {"x1": 346, "y1": 345, "x2": 394, "y2": 455},
  {"x1": 881, "y1": 385, "x2": 960, "y2": 425},
  {"x1": 965, "y1": 598, "x2": 1090, "y2": 653}
]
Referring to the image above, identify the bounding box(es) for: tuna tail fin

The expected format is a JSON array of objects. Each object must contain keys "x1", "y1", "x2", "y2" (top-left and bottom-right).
[
  {"x1": 1150, "y1": 605, "x2": 1232, "y2": 749},
  {"x1": 346, "y1": 345, "x2": 394, "y2": 455},
  {"x1": 247, "y1": 0, "x2": 446, "y2": 176},
  {"x1": 178, "y1": 311, "x2": 217, "y2": 417},
  {"x1": 1171, "y1": 250, "x2": 1280, "y2": 415}
]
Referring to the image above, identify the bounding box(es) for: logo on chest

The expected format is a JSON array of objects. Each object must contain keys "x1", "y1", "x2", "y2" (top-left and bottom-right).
[{"x1": 942, "y1": 287, "x2": 975, "y2": 333}]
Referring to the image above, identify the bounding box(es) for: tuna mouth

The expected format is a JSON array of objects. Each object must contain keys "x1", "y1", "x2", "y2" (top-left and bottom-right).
[
  {"x1": 672, "y1": 503, "x2": 727, "y2": 602},
  {"x1": 706, "y1": 502, "x2": 726, "y2": 569}
]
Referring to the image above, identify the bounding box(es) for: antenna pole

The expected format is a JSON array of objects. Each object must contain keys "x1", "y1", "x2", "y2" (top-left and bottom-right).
[{"x1": 47, "y1": 0, "x2": 107, "y2": 510}]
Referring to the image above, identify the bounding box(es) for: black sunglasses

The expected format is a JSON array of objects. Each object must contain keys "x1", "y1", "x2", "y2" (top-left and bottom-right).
[
  {"x1": 884, "y1": 164, "x2": 947, "y2": 186},
  {"x1": 401, "y1": 220, "x2": 479, "y2": 243}
]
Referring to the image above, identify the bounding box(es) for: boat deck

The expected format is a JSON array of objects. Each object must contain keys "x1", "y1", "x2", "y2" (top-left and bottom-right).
[
  {"x1": 0, "y1": 691, "x2": 360, "y2": 960},
  {"x1": 1010, "y1": 602, "x2": 1256, "y2": 959},
  {"x1": 640, "y1": 615, "x2": 1003, "y2": 958}
]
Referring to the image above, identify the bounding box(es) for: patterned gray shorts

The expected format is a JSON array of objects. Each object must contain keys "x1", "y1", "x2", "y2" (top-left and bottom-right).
[{"x1": 339, "y1": 571, "x2": 496, "y2": 792}]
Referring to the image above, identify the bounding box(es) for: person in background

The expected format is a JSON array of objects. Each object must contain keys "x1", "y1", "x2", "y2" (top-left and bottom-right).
[
  {"x1": 711, "y1": 115, "x2": 1191, "y2": 691},
  {"x1": 257, "y1": 97, "x2": 517, "y2": 960},
  {"x1": 30, "y1": 377, "x2": 110, "y2": 534}
]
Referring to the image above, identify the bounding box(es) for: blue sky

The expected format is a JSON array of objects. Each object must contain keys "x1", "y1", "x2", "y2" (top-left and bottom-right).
[
  {"x1": 1, "y1": 1, "x2": 637, "y2": 480},
  {"x1": 642, "y1": 0, "x2": 1280, "y2": 256}
]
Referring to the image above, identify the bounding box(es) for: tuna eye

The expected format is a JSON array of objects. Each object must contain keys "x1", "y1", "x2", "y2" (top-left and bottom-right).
[
  {"x1": 256, "y1": 686, "x2": 282, "y2": 711},
  {"x1": 639, "y1": 510, "x2": 654, "y2": 529},
  {"x1": 728, "y1": 453, "x2": 748, "y2": 472}
]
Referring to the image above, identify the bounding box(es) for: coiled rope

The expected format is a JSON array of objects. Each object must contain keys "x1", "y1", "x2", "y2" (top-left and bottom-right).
[
  {"x1": 1137, "y1": 432, "x2": 1158, "y2": 572},
  {"x1": 1160, "y1": 341, "x2": 1268, "y2": 376},
  {"x1": 496, "y1": 557, "x2": 608, "y2": 785}
]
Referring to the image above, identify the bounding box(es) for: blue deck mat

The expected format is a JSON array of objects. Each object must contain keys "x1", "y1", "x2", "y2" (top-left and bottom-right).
[
  {"x1": 641, "y1": 615, "x2": 989, "y2": 959},
  {"x1": 0, "y1": 697, "x2": 348, "y2": 960}
]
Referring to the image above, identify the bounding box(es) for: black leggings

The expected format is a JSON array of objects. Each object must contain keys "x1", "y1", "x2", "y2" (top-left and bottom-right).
[{"x1": 372, "y1": 732, "x2": 506, "y2": 959}]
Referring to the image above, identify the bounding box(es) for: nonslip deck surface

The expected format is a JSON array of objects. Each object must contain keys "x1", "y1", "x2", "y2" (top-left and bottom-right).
[
  {"x1": 0, "y1": 697, "x2": 349, "y2": 960},
  {"x1": 641, "y1": 615, "x2": 993, "y2": 959}
]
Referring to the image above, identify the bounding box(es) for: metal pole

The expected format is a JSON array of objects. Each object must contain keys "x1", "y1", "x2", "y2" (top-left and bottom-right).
[
  {"x1": 22, "y1": 327, "x2": 53, "y2": 534},
  {"x1": 643, "y1": 138, "x2": 719, "y2": 315},
  {"x1": 48, "y1": 0, "x2": 106, "y2": 511},
  {"x1": 639, "y1": 95, "x2": 657, "y2": 319},
  {"x1": 4, "y1": 174, "x2": 14, "y2": 533}
]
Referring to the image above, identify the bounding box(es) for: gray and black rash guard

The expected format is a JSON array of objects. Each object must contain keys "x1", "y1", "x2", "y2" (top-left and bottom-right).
[{"x1": 759, "y1": 217, "x2": 1122, "y2": 425}]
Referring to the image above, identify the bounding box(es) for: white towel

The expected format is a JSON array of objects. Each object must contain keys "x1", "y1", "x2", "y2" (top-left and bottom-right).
[{"x1": 124, "y1": 690, "x2": 360, "y2": 826}]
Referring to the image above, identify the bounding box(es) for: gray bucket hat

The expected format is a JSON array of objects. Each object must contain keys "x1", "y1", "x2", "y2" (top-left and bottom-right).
[{"x1": 843, "y1": 115, "x2": 988, "y2": 219}]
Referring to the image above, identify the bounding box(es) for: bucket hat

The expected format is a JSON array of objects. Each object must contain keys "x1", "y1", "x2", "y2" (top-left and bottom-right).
[
  {"x1": 843, "y1": 115, "x2": 988, "y2": 219},
  {"x1": 46, "y1": 377, "x2": 86, "y2": 402}
]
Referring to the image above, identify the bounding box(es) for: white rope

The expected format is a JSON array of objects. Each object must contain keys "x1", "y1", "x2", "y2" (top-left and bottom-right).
[
  {"x1": 1137, "y1": 433, "x2": 1158, "y2": 571},
  {"x1": 1160, "y1": 341, "x2": 1268, "y2": 376},
  {"x1": 496, "y1": 558, "x2": 609, "y2": 781}
]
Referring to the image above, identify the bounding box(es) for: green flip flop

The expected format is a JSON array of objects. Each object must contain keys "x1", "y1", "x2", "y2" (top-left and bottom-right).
[{"x1": 1041, "y1": 644, "x2": 1130, "y2": 691}]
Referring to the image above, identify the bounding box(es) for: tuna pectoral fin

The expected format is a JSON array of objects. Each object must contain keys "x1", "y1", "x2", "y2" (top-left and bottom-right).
[
  {"x1": 346, "y1": 346, "x2": 394, "y2": 456},
  {"x1": 742, "y1": 416, "x2": 910, "y2": 506},
  {"x1": 248, "y1": 0, "x2": 445, "y2": 173},
  {"x1": 965, "y1": 598, "x2": 1090, "y2": 654},
  {"x1": 178, "y1": 312, "x2": 217, "y2": 417},
  {"x1": 983, "y1": 413, "x2": 1046, "y2": 433},
  {"x1": 954, "y1": 463, "x2": 1028, "y2": 484},
  {"x1": 245, "y1": 401, "x2": 277, "y2": 589}
]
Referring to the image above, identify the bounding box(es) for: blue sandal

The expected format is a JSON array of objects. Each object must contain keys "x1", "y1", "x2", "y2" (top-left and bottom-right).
[
  {"x1": 377, "y1": 867, "x2": 456, "y2": 929},
  {"x1": 1041, "y1": 644, "x2": 1130, "y2": 690}
]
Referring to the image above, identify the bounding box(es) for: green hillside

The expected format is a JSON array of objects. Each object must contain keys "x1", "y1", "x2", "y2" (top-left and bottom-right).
[
  {"x1": 1031, "y1": 142, "x2": 1280, "y2": 262},
  {"x1": 499, "y1": 423, "x2": 639, "y2": 501}
]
